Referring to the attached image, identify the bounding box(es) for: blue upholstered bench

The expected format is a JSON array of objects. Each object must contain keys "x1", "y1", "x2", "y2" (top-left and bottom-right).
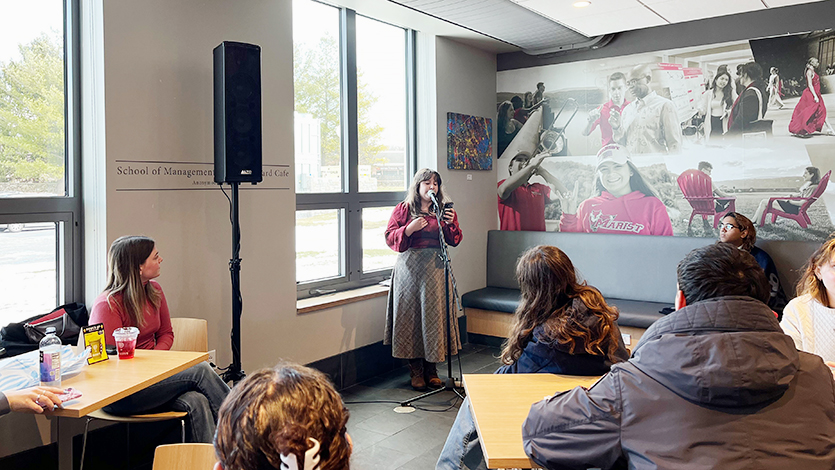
[{"x1": 462, "y1": 230, "x2": 714, "y2": 344}]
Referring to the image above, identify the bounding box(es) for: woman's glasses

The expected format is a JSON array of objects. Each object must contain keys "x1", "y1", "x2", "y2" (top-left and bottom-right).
[{"x1": 718, "y1": 222, "x2": 739, "y2": 230}]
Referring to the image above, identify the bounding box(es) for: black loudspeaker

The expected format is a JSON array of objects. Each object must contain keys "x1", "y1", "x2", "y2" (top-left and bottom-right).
[{"x1": 214, "y1": 41, "x2": 262, "y2": 184}]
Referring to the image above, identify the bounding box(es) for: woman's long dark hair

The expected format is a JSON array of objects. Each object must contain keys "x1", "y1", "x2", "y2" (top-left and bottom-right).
[
  {"x1": 711, "y1": 71, "x2": 734, "y2": 110},
  {"x1": 500, "y1": 246, "x2": 623, "y2": 365},
  {"x1": 497, "y1": 100, "x2": 513, "y2": 132},
  {"x1": 807, "y1": 166, "x2": 821, "y2": 185}
]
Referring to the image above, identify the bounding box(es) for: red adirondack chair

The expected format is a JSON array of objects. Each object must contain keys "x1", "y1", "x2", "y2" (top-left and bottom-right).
[
  {"x1": 677, "y1": 169, "x2": 737, "y2": 232},
  {"x1": 760, "y1": 170, "x2": 831, "y2": 228}
]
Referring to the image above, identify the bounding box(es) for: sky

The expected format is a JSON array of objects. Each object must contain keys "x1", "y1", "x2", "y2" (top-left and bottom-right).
[
  {"x1": 0, "y1": 0, "x2": 63, "y2": 64},
  {"x1": 292, "y1": 0, "x2": 407, "y2": 148}
]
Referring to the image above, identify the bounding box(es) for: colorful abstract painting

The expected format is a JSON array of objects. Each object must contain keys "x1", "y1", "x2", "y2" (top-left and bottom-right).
[{"x1": 447, "y1": 112, "x2": 493, "y2": 170}]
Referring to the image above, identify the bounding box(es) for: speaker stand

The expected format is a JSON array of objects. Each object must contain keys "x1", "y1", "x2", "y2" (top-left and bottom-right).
[{"x1": 222, "y1": 182, "x2": 245, "y2": 385}]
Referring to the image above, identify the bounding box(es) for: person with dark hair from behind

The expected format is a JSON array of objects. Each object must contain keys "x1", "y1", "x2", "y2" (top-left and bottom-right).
[
  {"x1": 781, "y1": 235, "x2": 835, "y2": 380},
  {"x1": 436, "y1": 245, "x2": 628, "y2": 470},
  {"x1": 727, "y1": 61, "x2": 769, "y2": 135},
  {"x1": 523, "y1": 243, "x2": 835, "y2": 470},
  {"x1": 718, "y1": 212, "x2": 787, "y2": 314},
  {"x1": 582, "y1": 72, "x2": 629, "y2": 147},
  {"x1": 213, "y1": 362, "x2": 351, "y2": 470}
]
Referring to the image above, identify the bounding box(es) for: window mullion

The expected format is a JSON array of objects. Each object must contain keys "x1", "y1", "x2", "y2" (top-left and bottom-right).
[{"x1": 341, "y1": 8, "x2": 362, "y2": 282}]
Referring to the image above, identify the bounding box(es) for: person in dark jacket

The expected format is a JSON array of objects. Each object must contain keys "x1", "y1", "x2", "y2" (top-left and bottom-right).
[
  {"x1": 718, "y1": 212, "x2": 787, "y2": 314},
  {"x1": 523, "y1": 243, "x2": 835, "y2": 470},
  {"x1": 727, "y1": 61, "x2": 769, "y2": 134},
  {"x1": 436, "y1": 245, "x2": 628, "y2": 470}
]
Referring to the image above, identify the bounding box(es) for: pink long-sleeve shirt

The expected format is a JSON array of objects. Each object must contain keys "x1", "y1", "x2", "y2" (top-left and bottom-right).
[
  {"x1": 385, "y1": 202, "x2": 462, "y2": 252},
  {"x1": 89, "y1": 280, "x2": 174, "y2": 350}
]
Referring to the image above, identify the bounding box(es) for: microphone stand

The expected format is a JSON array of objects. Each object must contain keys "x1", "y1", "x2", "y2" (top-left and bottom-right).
[{"x1": 399, "y1": 198, "x2": 465, "y2": 409}]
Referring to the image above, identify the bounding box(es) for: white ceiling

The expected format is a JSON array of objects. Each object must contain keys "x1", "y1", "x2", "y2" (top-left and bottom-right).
[
  {"x1": 388, "y1": 0, "x2": 826, "y2": 54},
  {"x1": 510, "y1": 0, "x2": 825, "y2": 37}
]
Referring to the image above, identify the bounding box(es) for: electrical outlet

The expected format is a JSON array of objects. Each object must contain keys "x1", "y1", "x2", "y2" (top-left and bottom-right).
[{"x1": 208, "y1": 349, "x2": 217, "y2": 365}]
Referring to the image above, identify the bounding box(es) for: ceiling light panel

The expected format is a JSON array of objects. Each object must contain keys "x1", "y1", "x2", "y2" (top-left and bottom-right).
[
  {"x1": 513, "y1": 0, "x2": 667, "y2": 37},
  {"x1": 643, "y1": 0, "x2": 770, "y2": 23},
  {"x1": 763, "y1": 0, "x2": 825, "y2": 6},
  {"x1": 390, "y1": 0, "x2": 592, "y2": 52}
]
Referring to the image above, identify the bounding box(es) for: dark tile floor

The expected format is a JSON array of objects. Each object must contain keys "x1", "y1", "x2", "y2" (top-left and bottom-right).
[{"x1": 342, "y1": 343, "x2": 502, "y2": 470}]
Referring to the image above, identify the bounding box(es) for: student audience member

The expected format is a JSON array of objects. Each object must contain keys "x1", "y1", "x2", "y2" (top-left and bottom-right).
[
  {"x1": 89, "y1": 235, "x2": 230, "y2": 443},
  {"x1": 213, "y1": 362, "x2": 351, "y2": 470},
  {"x1": 782, "y1": 235, "x2": 835, "y2": 376},
  {"x1": 559, "y1": 144, "x2": 673, "y2": 236},
  {"x1": 436, "y1": 245, "x2": 628, "y2": 470},
  {"x1": 498, "y1": 151, "x2": 567, "y2": 231},
  {"x1": 523, "y1": 243, "x2": 835, "y2": 470},
  {"x1": 0, "y1": 386, "x2": 64, "y2": 416},
  {"x1": 611, "y1": 64, "x2": 681, "y2": 154},
  {"x1": 752, "y1": 166, "x2": 820, "y2": 226},
  {"x1": 718, "y1": 212, "x2": 787, "y2": 314}
]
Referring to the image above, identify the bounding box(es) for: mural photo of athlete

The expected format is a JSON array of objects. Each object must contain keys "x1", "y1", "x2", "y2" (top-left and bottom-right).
[{"x1": 558, "y1": 144, "x2": 672, "y2": 236}]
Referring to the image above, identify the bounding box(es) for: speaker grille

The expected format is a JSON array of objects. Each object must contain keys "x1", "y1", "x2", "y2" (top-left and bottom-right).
[{"x1": 214, "y1": 41, "x2": 262, "y2": 184}]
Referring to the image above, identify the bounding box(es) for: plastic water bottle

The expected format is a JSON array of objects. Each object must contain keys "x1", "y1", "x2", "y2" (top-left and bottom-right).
[{"x1": 39, "y1": 327, "x2": 62, "y2": 388}]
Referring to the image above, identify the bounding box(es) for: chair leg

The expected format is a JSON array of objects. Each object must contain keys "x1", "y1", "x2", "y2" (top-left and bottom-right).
[
  {"x1": 80, "y1": 417, "x2": 93, "y2": 470},
  {"x1": 126, "y1": 423, "x2": 130, "y2": 470},
  {"x1": 180, "y1": 418, "x2": 186, "y2": 443}
]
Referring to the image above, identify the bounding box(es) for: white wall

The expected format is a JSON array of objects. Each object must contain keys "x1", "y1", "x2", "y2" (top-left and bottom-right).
[
  {"x1": 434, "y1": 37, "x2": 499, "y2": 294},
  {"x1": 95, "y1": 3, "x2": 500, "y2": 372}
]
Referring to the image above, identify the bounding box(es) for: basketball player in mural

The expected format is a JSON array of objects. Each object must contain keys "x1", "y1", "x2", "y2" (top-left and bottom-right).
[
  {"x1": 498, "y1": 150, "x2": 567, "y2": 231},
  {"x1": 558, "y1": 144, "x2": 672, "y2": 236},
  {"x1": 610, "y1": 65, "x2": 681, "y2": 155},
  {"x1": 582, "y1": 72, "x2": 630, "y2": 148}
]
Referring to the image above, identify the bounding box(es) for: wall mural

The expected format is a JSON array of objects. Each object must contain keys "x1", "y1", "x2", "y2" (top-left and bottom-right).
[{"x1": 496, "y1": 30, "x2": 835, "y2": 241}]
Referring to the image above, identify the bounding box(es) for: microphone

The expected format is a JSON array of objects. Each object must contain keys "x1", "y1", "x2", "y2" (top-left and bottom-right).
[{"x1": 427, "y1": 189, "x2": 440, "y2": 209}]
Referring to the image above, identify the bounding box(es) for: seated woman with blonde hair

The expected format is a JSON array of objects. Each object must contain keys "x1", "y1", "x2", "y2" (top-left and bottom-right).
[
  {"x1": 782, "y1": 235, "x2": 835, "y2": 378},
  {"x1": 214, "y1": 362, "x2": 352, "y2": 470}
]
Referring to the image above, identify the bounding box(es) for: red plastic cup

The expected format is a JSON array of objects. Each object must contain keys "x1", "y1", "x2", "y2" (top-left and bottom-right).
[{"x1": 113, "y1": 327, "x2": 139, "y2": 359}]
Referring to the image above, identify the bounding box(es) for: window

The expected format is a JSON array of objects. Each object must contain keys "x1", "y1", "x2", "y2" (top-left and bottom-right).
[
  {"x1": 0, "y1": 0, "x2": 81, "y2": 325},
  {"x1": 293, "y1": 0, "x2": 414, "y2": 298}
]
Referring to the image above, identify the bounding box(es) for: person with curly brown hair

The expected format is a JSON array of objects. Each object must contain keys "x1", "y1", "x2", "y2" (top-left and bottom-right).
[
  {"x1": 213, "y1": 362, "x2": 351, "y2": 470},
  {"x1": 436, "y1": 245, "x2": 628, "y2": 470}
]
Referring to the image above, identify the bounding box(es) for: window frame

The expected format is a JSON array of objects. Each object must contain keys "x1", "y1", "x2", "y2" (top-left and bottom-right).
[
  {"x1": 0, "y1": 0, "x2": 83, "y2": 314},
  {"x1": 295, "y1": 5, "x2": 417, "y2": 299}
]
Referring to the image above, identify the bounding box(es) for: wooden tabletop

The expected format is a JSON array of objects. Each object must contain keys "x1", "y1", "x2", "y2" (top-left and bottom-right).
[
  {"x1": 463, "y1": 373, "x2": 601, "y2": 469},
  {"x1": 49, "y1": 349, "x2": 208, "y2": 418}
]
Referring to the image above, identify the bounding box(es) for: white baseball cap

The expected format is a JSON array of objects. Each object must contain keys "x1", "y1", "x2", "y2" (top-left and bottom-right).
[{"x1": 595, "y1": 144, "x2": 631, "y2": 170}]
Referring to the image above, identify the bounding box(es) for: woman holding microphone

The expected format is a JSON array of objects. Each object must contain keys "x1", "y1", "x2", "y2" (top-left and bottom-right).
[{"x1": 385, "y1": 169, "x2": 462, "y2": 390}]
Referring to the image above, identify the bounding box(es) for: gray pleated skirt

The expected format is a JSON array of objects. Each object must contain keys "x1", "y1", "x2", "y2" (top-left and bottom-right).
[{"x1": 384, "y1": 248, "x2": 461, "y2": 363}]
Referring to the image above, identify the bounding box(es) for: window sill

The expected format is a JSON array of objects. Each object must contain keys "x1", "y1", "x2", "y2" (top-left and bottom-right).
[{"x1": 296, "y1": 284, "x2": 389, "y2": 314}]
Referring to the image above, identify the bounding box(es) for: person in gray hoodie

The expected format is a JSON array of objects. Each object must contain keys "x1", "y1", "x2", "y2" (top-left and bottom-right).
[{"x1": 523, "y1": 242, "x2": 835, "y2": 470}]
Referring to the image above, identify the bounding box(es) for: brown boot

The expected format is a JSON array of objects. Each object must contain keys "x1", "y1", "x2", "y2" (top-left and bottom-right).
[
  {"x1": 408, "y1": 359, "x2": 426, "y2": 390},
  {"x1": 424, "y1": 360, "x2": 443, "y2": 389}
]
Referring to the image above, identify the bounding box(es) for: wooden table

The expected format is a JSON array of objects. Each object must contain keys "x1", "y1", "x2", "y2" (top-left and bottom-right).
[
  {"x1": 50, "y1": 349, "x2": 209, "y2": 470},
  {"x1": 463, "y1": 373, "x2": 601, "y2": 470}
]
